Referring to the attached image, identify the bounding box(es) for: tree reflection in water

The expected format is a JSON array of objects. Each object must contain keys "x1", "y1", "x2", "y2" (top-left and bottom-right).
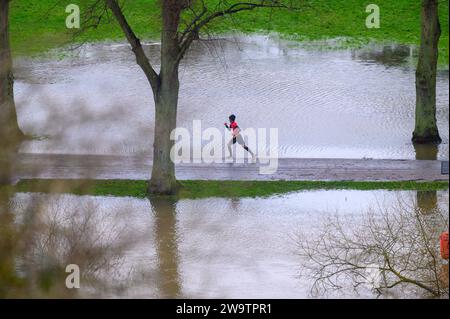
[
  {"x1": 414, "y1": 143, "x2": 439, "y2": 214},
  {"x1": 149, "y1": 196, "x2": 181, "y2": 298},
  {"x1": 0, "y1": 191, "x2": 156, "y2": 298},
  {"x1": 296, "y1": 192, "x2": 449, "y2": 298}
]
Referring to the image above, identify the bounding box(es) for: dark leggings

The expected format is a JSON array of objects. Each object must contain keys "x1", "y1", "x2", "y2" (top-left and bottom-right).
[{"x1": 233, "y1": 137, "x2": 250, "y2": 152}]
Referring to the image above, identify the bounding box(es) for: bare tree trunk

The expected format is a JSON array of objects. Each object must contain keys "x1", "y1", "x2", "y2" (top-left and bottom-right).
[
  {"x1": 105, "y1": 0, "x2": 181, "y2": 194},
  {"x1": 413, "y1": 0, "x2": 441, "y2": 144},
  {"x1": 149, "y1": 75, "x2": 179, "y2": 194},
  {"x1": 148, "y1": 1, "x2": 182, "y2": 194},
  {"x1": 0, "y1": 0, "x2": 23, "y2": 142}
]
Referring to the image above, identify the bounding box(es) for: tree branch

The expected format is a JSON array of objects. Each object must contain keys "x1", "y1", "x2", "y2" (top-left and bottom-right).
[
  {"x1": 105, "y1": 0, "x2": 160, "y2": 92},
  {"x1": 177, "y1": 1, "x2": 296, "y2": 63}
]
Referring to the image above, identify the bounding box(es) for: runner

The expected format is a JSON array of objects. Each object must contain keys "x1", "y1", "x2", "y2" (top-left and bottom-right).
[{"x1": 224, "y1": 114, "x2": 256, "y2": 162}]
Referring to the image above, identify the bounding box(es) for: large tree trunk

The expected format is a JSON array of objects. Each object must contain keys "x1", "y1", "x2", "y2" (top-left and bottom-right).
[
  {"x1": 105, "y1": 0, "x2": 181, "y2": 194},
  {"x1": 148, "y1": 0, "x2": 182, "y2": 194},
  {"x1": 412, "y1": 0, "x2": 441, "y2": 144},
  {"x1": 149, "y1": 73, "x2": 179, "y2": 194},
  {"x1": 0, "y1": 0, "x2": 23, "y2": 142}
]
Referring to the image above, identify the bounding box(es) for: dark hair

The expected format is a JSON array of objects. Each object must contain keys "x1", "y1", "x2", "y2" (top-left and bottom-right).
[{"x1": 229, "y1": 114, "x2": 236, "y2": 121}]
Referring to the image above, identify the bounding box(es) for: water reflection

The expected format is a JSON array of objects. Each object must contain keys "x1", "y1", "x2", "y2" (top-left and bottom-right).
[
  {"x1": 2, "y1": 190, "x2": 448, "y2": 298},
  {"x1": 0, "y1": 188, "x2": 19, "y2": 297},
  {"x1": 412, "y1": 144, "x2": 446, "y2": 298},
  {"x1": 414, "y1": 143, "x2": 439, "y2": 161},
  {"x1": 150, "y1": 197, "x2": 181, "y2": 298},
  {"x1": 417, "y1": 191, "x2": 438, "y2": 214},
  {"x1": 0, "y1": 134, "x2": 35, "y2": 297},
  {"x1": 296, "y1": 192, "x2": 449, "y2": 298},
  {"x1": 229, "y1": 198, "x2": 241, "y2": 212},
  {"x1": 0, "y1": 187, "x2": 75, "y2": 298},
  {"x1": 352, "y1": 44, "x2": 415, "y2": 67},
  {"x1": 414, "y1": 143, "x2": 439, "y2": 214},
  {"x1": 0, "y1": 192, "x2": 155, "y2": 298}
]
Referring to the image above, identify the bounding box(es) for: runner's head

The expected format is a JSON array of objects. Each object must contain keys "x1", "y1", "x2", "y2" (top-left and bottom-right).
[{"x1": 229, "y1": 114, "x2": 236, "y2": 123}]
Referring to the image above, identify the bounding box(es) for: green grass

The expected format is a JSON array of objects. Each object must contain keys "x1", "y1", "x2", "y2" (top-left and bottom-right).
[
  {"x1": 10, "y1": 0, "x2": 449, "y2": 65},
  {"x1": 13, "y1": 179, "x2": 450, "y2": 200}
]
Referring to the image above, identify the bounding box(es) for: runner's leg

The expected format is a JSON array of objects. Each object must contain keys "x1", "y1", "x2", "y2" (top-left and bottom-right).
[
  {"x1": 236, "y1": 135, "x2": 255, "y2": 157},
  {"x1": 243, "y1": 145, "x2": 255, "y2": 156},
  {"x1": 227, "y1": 138, "x2": 235, "y2": 157}
]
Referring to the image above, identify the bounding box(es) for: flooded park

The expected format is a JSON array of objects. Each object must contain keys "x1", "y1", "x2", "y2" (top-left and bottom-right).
[
  {"x1": 13, "y1": 36, "x2": 449, "y2": 159},
  {"x1": 0, "y1": 35, "x2": 448, "y2": 299},
  {"x1": 2, "y1": 188, "x2": 449, "y2": 298}
]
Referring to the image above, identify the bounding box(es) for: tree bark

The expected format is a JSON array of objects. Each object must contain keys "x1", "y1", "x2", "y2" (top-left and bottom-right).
[
  {"x1": 413, "y1": 0, "x2": 441, "y2": 144},
  {"x1": 149, "y1": 74, "x2": 179, "y2": 194},
  {"x1": 148, "y1": 1, "x2": 182, "y2": 194},
  {"x1": 0, "y1": 0, "x2": 23, "y2": 143}
]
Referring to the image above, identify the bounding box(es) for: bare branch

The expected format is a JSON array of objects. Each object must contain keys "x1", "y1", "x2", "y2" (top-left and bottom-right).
[
  {"x1": 177, "y1": 0, "x2": 300, "y2": 63},
  {"x1": 296, "y1": 194, "x2": 449, "y2": 298},
  {"x1": 105, "y1": 0, "x2": 160, "y2": 92}
]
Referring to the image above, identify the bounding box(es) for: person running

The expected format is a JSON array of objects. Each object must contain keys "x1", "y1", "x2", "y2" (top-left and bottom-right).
[{"x1": 224, "y1": 114, "x2": 256, "y2": 162}]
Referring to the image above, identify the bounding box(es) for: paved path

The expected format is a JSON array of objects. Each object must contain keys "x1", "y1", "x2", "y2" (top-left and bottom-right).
[{"x1": 12, "y1": 153, "x2": 448, "y2": 182}]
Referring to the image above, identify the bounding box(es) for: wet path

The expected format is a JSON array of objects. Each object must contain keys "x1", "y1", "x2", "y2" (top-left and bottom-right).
[{"x1": 14, "y1": 153, "x2": 448, "y2": 181}]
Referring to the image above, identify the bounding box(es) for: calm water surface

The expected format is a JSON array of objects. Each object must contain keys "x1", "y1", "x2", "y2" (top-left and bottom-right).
[{"x1": 3, "y1": 189, "x2": 447, "y2": 298}]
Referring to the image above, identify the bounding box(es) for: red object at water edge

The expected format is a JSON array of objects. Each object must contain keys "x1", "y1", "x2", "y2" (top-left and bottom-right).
[{"x1": 441, "y1": 232, "x2": 449, "y2": 260}]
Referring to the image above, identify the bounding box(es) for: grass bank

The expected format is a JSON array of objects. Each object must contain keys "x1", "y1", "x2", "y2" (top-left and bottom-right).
[
  {"x1": 13, "y1": 179, "x2": 450, "y2": 199},
  {"x1": 10, "y1": 0, "x2": 449, "y2": 64}
]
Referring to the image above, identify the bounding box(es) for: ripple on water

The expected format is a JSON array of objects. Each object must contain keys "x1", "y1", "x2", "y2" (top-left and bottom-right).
[{"x1": 14, "y1": 35, "x2": 449, "y2": 159}]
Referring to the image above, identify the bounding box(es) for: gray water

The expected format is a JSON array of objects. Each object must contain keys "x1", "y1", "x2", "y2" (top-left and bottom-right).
[
  {"x1": 14, "y1": 35, "x2": 449, "y2": 159},
  {"x1": 3, "y1": 189, "x2": 448, "y2": 298},
  {"x1": 6, "y1": 36, "x2": 449, "y2": 299}
]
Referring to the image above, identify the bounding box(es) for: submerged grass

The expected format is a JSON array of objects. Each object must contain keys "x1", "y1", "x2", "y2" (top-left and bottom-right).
[
  {"x1": 13, "y1": 179, "x2": 450, "y2": 200},
  {"x1": 10, "y1": 0, "x2": 449, "y2": 65}
]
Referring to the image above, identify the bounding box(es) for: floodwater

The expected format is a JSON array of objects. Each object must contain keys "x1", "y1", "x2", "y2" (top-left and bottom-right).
[
  {"x1": 14, "y1": 35, "x2": 449, "y2": 159},
  {"x1": 4, "y1": 36, "x2": 449, "y2": 299},
  {"x1": 1, "y1": 189, "x2": 448, "y2": 298}
]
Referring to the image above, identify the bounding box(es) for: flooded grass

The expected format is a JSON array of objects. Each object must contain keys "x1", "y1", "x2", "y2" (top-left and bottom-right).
[
  {"x1": 13, "y1": 179, "x2": 450, "y2": 199},
  {"x1": 10, "y1": 1, "x2": 449, "y2": 64}
]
